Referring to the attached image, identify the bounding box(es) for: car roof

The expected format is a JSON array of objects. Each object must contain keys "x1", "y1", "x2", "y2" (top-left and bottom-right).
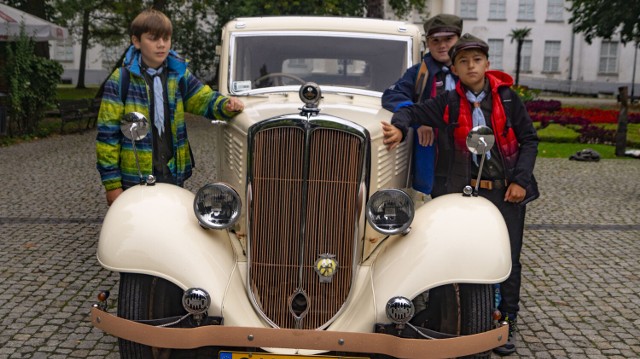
[{"x1": 225, "y1": 16, "x2": 423, "y2": 37}]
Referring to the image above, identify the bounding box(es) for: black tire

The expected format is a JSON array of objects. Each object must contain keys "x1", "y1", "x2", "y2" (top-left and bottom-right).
[
  {"x1": 117, "y1": 273, "x2": 185, "y2": 359},
  {"x1": 415, "y1": 283, "x2": 492, "y2": 359}
]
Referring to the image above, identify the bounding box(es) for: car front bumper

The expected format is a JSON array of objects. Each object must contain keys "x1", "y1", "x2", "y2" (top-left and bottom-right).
[{"x1": 91, "y1": 307, "x2": 508, "y2": 358}]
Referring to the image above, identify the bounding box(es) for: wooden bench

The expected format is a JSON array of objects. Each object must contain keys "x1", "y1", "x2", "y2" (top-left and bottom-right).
[{"x1": 58, "y1": 98, "x2": 101, "y2": 133}]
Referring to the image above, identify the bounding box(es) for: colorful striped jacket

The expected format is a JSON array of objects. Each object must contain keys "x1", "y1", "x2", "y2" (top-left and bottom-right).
[{"x1": 96, "y1": 46, "x2": 236, "y2": 191}]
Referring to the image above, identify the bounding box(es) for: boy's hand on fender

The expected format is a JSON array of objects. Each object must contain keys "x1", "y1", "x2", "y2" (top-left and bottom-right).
[
  {"x1": 381, "y1": 121, "x2": 403, "y2": 151},
  {"x1": 505, "y1": 183, "x2": 526, "y2": 203},
  {"x1": 106, "y1": 188, "x2": 123, "y2": 206}
]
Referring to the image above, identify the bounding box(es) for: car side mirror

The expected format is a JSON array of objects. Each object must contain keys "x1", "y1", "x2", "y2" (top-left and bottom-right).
[
  {"x1": 465, "y1": 126, "x2": 495, "y2": 196},
  {"x1": 120, "y1": 112, "x2": 152, "y2": 185},
  {"x1": 466, "y1": 125, "x2": 494, "y2": 155},
  {"x1": 121, "y1": 112, "x2": 149, "y2": 141}
]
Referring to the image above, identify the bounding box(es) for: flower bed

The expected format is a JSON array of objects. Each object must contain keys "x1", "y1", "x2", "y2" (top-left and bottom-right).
[{"x1": 525, "y1": 99, "x2": 640, "y2": 145}]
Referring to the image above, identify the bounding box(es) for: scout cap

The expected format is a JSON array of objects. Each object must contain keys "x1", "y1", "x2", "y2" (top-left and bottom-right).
[
  {"x1": 449, "y1": 33, "x2": 490, "y2": 62},
  {"x1": 424, "y1": 14, "x2": 463, "y2": 38}
]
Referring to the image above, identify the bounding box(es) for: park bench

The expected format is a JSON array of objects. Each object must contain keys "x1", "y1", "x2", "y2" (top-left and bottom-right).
[{"x1": 58, "y1": 98, "x2": 101, "y2": 133}]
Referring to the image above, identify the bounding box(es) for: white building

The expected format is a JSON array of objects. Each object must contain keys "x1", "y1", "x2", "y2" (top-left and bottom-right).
[
  {"x1": 389, "y1": 0, "x2": 640, "y2": 97},
  {"x1": 50, "y1": 37, "x2": 116, "y2": 86},
  {"x1": 52, "y1": 1, "x2": 640, "y2": 96}
]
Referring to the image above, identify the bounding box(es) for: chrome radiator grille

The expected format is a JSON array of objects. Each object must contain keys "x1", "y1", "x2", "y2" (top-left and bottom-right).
[{"x1": 248, "y1": 119, "x2": 366, "y2": 329}]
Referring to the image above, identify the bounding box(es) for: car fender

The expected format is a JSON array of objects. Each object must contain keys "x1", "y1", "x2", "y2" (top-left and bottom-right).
[
  {"x1": 97, "y1": 183, "x2": 241, "y2": 317},
  {"x1": 371, "y1": 193, "x2": 511, "y2": 319}
]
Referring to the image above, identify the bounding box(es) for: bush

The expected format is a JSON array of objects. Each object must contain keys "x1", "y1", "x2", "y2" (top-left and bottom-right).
[
  {"x1": 512, "y1": 85, "x2": 540, "y2": 103},
  {"x1": 536, "y1": 123, "x2": 580, "y2": 143},
  {"x1": 2, "y1": 28, "x2": 63, "y2": 136},
  {"x1": 526, "y1": 99, "x2": 562, "y2": 113}
]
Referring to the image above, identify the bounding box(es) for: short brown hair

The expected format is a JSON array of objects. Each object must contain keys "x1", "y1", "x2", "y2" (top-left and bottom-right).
[{"x1": 130, "y1": 9, "x2": 172, "y2": 40}]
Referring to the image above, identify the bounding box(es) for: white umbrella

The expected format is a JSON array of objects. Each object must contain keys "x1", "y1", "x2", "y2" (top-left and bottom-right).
[{"x1": 0, "y1": 3, "x2": 69, "y2": 42}]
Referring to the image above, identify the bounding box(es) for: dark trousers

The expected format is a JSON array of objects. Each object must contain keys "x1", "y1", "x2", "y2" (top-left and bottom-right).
[{"x1": 478, "y1": 187, "x2": 526, "y2": 318}]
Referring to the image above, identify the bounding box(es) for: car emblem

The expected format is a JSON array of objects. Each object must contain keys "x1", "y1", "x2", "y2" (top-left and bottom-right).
[{"x1": 314, "y1": 254, "x2": 338, "y2": 283}]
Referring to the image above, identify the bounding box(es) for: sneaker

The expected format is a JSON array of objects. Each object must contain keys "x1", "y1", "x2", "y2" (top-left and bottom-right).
[{"x1": 493, "y1": 315, "x2": 517, "y2": 356}]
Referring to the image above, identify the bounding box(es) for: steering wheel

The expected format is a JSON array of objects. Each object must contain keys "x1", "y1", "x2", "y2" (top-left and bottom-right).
[{"x1": 253, "y1": 73, "x2": 306, "y2": 87}]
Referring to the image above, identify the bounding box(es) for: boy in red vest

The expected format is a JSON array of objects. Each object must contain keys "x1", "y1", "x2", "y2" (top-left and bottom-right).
[{"x1": 381, "y1": 33, "x2": 539, "y2": 356}]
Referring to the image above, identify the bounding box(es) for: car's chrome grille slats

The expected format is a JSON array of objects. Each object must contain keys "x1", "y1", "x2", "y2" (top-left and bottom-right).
[
  {"x1": 249, "y1": 123, "x2": 363, "y2": 329},
  {"x1": 250, "y1": 127, "x2": 305, "y2": 327}
]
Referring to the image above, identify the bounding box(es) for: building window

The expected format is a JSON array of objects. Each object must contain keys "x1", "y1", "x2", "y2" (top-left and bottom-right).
[
  {"x1": 543, "y1": 40, "x2": 561, "y2": 72},
  {"x1": 546, "y1": 0, "x2": 564, "y2": 21},
  {"x1": 489, "y1": 0, "x2": 507, "y2": 20},
  {"x1": 518, "y1": 0, "x2": 535, "y2": 21},
  {"x1": 599, "y1": 41, "x2": 618, "y2": 74},
  {"x1": 460, "y1": 0, "x2": 478, "y2": 19},
  {"x1": 488, "y1": 39, "x2": 504, "y2": 70},
  {"x1": 54, "y1": 38, "x2": 74, "y2": 62},
  {"x1": 520, "y1": 40, "x2": 532, "y2": 72}
]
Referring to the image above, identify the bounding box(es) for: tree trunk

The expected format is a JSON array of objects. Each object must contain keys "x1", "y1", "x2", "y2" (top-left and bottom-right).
[
  {"x1": 76, "y1": 9, "x2": 91, "y2": 89},
  {"x1": 615, "y1": 86, "x2": 628, "y2": 157},
  {"x1": 366, "y1": 0, "x2": 384, "y2": 19},
  {"x1": 25, "y1": 0, "x2": 50, "y2": 58},
  {"x1": 515, "y1": 40, "x2": 523, "y2": 86}
]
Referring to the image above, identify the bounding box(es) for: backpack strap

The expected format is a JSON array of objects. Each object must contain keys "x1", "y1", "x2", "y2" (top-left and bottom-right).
[
  {"x1": 446, "y1": 90, "x2": 460, "y2": 126},
  {"x1": 497, "y1": 86, "x2": 513, "y2": 136},
  {"x1": 119, "y1": 67, "x2": 130, "y2": 104},
  {"x1": 413, "y1": 61, "x2": 429, "y2": 103}
]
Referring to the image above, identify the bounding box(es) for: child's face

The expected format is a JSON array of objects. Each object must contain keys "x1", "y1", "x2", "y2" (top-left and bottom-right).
[
  {"x1": 427, "y1": 35, "x2": 459, "y2": 65},
  {"x1": 132, "y1": 32, "x2": 172, "y2": 68},
  {"x1": 451, "y1": 49, "x2": 490, "y2": 93}
]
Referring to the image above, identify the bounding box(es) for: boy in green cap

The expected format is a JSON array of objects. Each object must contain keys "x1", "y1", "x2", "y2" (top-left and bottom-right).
[{"x1": 381, "y1": 33, "x2": 539, "y2": 356}]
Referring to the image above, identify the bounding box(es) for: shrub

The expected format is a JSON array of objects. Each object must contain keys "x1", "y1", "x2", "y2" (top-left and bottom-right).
[
  {"x1": 526, "y1": 99, "x2": 562, "y2": 113},
  {"x1": 512, "y1": 85, "x2": 540, "y2": 103},
  {"x1": 2, "y1": 28, "x2": 63, "y2": 136},
  {"x1": 536, "y1": 123, "x2": 580, "y2": 143},
  {"x1": 577, "y1": 124, "x2": 616, "y2": 144}
]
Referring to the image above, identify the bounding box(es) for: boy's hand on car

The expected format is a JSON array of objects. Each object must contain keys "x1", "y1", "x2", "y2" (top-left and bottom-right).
[
  {"x1": 417, "y1": 125, "x2": 434, "y2": 146},
  {"x1": 226, "y1": 97, "x2": 245, "y2": 112},
  {"x1": 504, "y1": 183, "x2": 526, "y2": 203},
  {"x1": 381, "y1": 121, "x2": 403, "y2": 151}
]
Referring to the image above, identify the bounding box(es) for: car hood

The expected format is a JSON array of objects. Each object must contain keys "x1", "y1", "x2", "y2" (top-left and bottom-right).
[{"x1": 229, "y1": 91, "x2": 392, "y2": 140}]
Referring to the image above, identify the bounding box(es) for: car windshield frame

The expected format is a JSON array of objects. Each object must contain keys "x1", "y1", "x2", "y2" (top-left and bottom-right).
[{"x1": 228, "y1": 30, "x2": 415, "y2": 96}]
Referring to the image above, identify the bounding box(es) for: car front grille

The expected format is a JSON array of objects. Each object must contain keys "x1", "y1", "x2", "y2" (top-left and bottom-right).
[{"x1": 247, "y1": 118, "x2": 367, "y2": 329}]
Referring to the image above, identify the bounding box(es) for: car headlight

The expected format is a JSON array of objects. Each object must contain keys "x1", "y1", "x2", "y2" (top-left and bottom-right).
[
  {"x1": 193, "y1": 183, "x2": 241, "y2": 229},
  {"x1": 365, "y1": 189, "x2": 414, "y2": 235}
]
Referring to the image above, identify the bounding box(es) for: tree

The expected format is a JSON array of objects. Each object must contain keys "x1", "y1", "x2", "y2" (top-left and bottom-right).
[
  {"x1": 509, "y1": 27, "x2": 531, "y2": 87},
  {"x1": 568, "y1": 0, "x2": 640, "y2": 44}
]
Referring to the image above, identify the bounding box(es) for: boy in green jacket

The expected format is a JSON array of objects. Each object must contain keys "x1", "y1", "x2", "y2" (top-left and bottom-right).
[{"x1": 96, "y1": 9, "x2": 243, "y2": 205}]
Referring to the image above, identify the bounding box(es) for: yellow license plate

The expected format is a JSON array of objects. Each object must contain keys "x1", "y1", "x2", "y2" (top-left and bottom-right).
[{"x1": 219, "y1": 352, "x2": 367, "y2": 359}]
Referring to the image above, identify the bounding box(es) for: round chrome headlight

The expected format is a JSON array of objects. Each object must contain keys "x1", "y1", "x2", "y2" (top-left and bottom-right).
[
  {"x1": 194, "y1": 183, "x2": 241, "y2": 229},
  {"x1": 365, "y1": 189, "x2": 414, "y2": 235}
]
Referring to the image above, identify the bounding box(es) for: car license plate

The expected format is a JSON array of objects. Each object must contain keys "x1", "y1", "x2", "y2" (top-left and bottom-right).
[{"x1": 219, "y1": 352, "x2": 367, "y2": 359}]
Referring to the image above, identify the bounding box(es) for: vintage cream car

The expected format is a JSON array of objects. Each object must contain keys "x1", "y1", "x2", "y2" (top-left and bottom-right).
[{"x1": 91, "y1": 16, "x2": 511, "y2": 359}]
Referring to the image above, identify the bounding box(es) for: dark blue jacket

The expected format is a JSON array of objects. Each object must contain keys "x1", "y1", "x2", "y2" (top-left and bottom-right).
[{"x1": 381, "y1": 53, "x2": 457, "y2": 195}]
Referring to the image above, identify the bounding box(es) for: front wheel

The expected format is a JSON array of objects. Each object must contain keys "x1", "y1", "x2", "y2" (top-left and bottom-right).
[
  {"x1": 117, "y1": 273, "x2": 215, "y2": 358},
  {"x1": 413, "y1": 284, "x2": 493, "y2": 359}
]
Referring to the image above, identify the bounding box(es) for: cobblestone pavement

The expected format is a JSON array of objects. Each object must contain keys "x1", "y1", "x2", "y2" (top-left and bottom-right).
[{"x1": 0, "y1": 116, "x2": 638, "y2": 358}]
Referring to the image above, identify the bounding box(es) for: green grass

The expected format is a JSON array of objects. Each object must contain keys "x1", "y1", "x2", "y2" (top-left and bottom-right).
[
  {"x1": 55, "y1": 85, "x2": 100, "y2": 100},
  {"x1": 537, "y1": 143, "x2": 629, "y2": 159}
]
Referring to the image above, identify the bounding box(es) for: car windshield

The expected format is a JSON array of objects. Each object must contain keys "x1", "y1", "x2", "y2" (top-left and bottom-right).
[{"x1": 229, "y1": 31, "x2": 413, "y2": 95}]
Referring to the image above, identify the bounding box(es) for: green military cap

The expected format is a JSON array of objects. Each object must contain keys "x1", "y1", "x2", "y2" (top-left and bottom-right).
[
  {"x1": 423, "y1": 14, "x2": 463, "y2": 38},
  {"x1": 448, "y1": 33, "x2": 490, "y2": 62}
]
